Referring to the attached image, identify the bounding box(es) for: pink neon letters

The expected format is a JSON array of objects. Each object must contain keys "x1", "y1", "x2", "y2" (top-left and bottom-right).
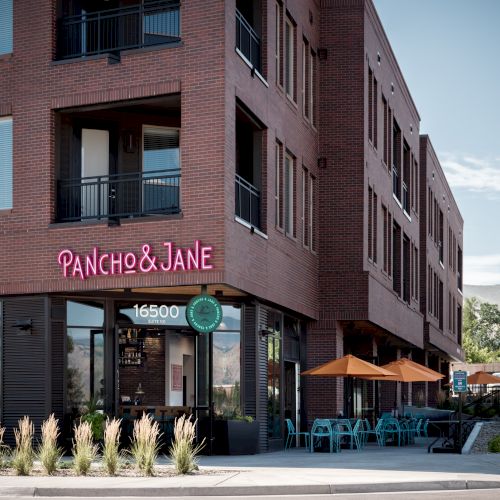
[{"x1": 57, "y1": 240, "x2": 214, "y2": 280}]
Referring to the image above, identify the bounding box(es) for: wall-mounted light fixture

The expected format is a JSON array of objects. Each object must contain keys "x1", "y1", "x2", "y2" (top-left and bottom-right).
[
  {"x1": 260, "y1": 327, "x2": 280, "y2": 339},
  {"x1": 12, "y1": 319, "x2": 32, "y2": 332}
]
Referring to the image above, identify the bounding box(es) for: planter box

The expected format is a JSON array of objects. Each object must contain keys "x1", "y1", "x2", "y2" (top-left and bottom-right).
[{"x1": 213, "y1": 420, "x2": 260, "y2": 455}]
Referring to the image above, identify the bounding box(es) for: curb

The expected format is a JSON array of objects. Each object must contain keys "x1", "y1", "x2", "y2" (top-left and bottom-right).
[{"x1": 2, "y1": 480, "x2": 500, "y2": 497}]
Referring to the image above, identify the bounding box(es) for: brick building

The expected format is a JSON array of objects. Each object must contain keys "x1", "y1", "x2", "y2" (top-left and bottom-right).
[{"x1": 0, "y1": 0, "x2": 463, "y2": 452}]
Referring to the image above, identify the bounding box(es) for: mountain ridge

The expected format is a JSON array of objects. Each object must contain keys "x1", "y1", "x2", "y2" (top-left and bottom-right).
[{"x1": 464, "y1": 284, "x2": 500, "y2": 306}]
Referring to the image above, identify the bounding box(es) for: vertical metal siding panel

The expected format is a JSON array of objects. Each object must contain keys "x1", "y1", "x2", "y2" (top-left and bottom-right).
[
  {"x1": 257, "y1": 305, "x2": 269, "y2": 452},
  {"x1": 2, "y1": 297, "x2": 48, "y2": 443},
  {"x1": 243, "y1": 304, "x2": 257, "y2": 419},
  {"x1": 51, "y1": 297, "x2": 66, "y2": 423}
]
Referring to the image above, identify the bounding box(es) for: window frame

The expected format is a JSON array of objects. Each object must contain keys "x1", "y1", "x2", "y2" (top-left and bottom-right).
[
  {"x1": 284, "y1": 151, "x2": 295, "y2": 237},
  {"x1": 285, "y1": 14, "x2": 296, "y2": 101},
  {"x1": 0, "y1": 116, "x2": 13, "y2": 211},
  {"x1": 0, "y1": 0, "x2": 13, "y2": 55}
]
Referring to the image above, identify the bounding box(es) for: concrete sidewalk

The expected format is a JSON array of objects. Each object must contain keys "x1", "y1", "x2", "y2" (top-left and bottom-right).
[{"x1": 2, "y1": 439, "x2": 500, "y2": 496}]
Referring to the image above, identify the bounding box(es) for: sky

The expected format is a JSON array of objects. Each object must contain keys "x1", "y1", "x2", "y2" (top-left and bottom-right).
[{"x1": 374, "y1": 0, "x2": 500, "y2": 286}]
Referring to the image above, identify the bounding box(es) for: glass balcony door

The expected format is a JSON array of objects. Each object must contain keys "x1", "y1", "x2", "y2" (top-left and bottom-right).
[{"x1": 142, "y1": 126, "x2": 180, "y2": 213}]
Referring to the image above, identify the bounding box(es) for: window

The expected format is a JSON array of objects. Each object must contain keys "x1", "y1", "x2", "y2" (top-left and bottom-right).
[
  {"x1": 458, "y1": 245, "x2": 463, "y2": 291},
  {"x1": 373, "y1": 191, "x2": 378, "y2": 263},
  {"x1": 310, "y1": 49, "x2": 316, "y2": 126},
  {"x1": 392, "y1": 120, "x2": 401, "y2": 200},
  {"x1": 393, "y1": 222, "x2": 401, "y2": 295},
  {"x1": 66, "y1": 300, "x2": 105, "y2": 411},
  {"x1": 302, "y1": 39, "x2": 310, "y2": 119},
  {"x1": 302, "y1": 167, "x2": 309, "y2": 246},
  {"x1": 448, "y1": 227, "x2": 453, "y2": 269},
  {"x1": 368, "y1": 68, "x2": 378, "y2": 148},
  {"x1": 368, "y1": 187, "x2": 373, "y2": 261},
  {"x1": 382, "y1": 95, "x2": 390, "y2": 165},
  {"x1": 309, "y1": 174, "x2": 315, "y2": 252},
  {"x1": 449, "y1": 292, "x2": 452, "y2": 332},
  {"x1": 438, "y1": 209, "x2": 444, "y2": 264},
  {"x1": 284, "y1": 152, "x2": 295, "y2": 236},
  {"x1": 388, "y1": 212, "x2": 392, "y2": 276},
  {"x1": 457, "y1": 304, "x2": 462, "y2": 344},
  {"x1": 439, "y1": 280, "x2": 443, "y2": 330},
  {"x1": 275, "y1": 141, "x2": 283, "y2": 228},
  {"x1": 382, "y1": 205, "x2": 388, "y2": 272},
  {"x1": 143, "y1": 126, "x2": 180, "y2": 213},
  {"x1": 0, "y1": 117, "x2": 13, "y2": 210},
  {"x1": 275, "y1": 1, "x2": 283, "y2": 87},
  {"x1": 403, "y1": 234, "x2": 410, "y2": 304},
  {"x1": 267, "y1": 316, "x2": 281, "y2": 439},
  {"x1": 367, "y1": 186, "x2": 378, "y2": 263},
  {"x1": 285, "y1": 15, "x2": 296, "y2": 100},
  {"x1": 412, "y1": 157, "x2": 419, "y2": 214},
  {"x1": 413, "y1": 245, "x2": 419, "y2": 301},
  {"x1": 382, "y1": 95, "x2": 390, "y2": 167},
  {"x1": 0, "y1": 0, "x2": 13, "y2": 55},
  {"x1": 402, "y1": 141, "x2": 410, "y2": 213}
]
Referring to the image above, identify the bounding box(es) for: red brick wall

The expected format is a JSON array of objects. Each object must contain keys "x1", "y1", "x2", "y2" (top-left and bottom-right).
[{"x1": 0, "y1": 0, "x2": 322, "y2": 321}]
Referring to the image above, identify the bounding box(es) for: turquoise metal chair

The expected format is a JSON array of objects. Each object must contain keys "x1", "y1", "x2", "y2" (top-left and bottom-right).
[
  {"x1": 334, "y1": 419, "x2": 358, "y2": 450},
  {"x1": 381, "y1": 418, "x2": 402, "y2": 447},
  {"x1": 351, "y1": 419, "x2": 363, "y2": 450},
  {"x1": 360, "y1": 418, "x2": 384, "y2": 446},
  {"x1": 310, "y1": 419, "x2": 338, "y2": 453},
  {"x1": 285, "y1": 418, "x2": 310, "y2": 449}
]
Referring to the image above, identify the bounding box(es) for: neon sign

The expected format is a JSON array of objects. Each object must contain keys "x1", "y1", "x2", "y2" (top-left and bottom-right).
[{"x1": 57, "y1": 240, "x2": 213, "y2": 280}]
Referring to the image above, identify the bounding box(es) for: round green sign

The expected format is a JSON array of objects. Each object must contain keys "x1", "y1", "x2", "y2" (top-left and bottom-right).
[{"x1": 186, "y1": 294, "x2": 223, "y2": 333}]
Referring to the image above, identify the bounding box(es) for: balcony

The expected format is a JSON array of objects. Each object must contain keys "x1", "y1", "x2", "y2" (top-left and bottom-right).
[
  {"x1": 57, "y1": 0, "x2": 180, "y2": 60},
  {"x1": 235, "y1": 174, "x2": 260, "y2": 229},
  {"x1": 57, "y1": 169, "x2": 180, "y2": 223},
  {"x1": 235, "y1": 9, "x2": 261, "y2": 73}
]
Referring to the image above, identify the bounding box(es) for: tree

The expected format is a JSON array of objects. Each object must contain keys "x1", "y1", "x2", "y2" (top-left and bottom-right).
[{"x1": 462, "y1": 297, "x2": 500, "y2": 363}]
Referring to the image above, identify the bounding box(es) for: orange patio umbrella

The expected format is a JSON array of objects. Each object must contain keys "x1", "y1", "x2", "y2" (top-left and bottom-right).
[
  {"x1": 467, "y1": 371, "x2": 500, "y2": 385},
  {"x1": 359, "y1": 358, "x2": 444, "y2": 382},
  {"x1": 301, "y1": 354, "x2": 397, "y2": 377},
  {"x1": 397, "y1": 358, "x2": 444, "y2": 380},
  {"x1": 358, "y1": 358, "x2": 444, "y2": 416},
  {"x1": 301, "y1": 354, "x2": 397, "y2": 418}
]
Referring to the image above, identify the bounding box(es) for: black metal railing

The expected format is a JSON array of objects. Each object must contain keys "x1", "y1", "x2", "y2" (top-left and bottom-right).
[
  {"x1": 402, "y1": 182, "x2": 410, "y2": 213},
  {"x1": 57, "y1": 169, "x2": 180, "y2": 222},
  {"x1": 235, "y1": 9, "x2": 261, "y2": 73},
  {"x1": 57, "y1": 0, "x2": 180, "y2": 59},
  {"x1": 235, "y1": 174, "x2": 260, "y2": 229},
  {"x1": 392, "y1": 165, "x2": 400, "y2": 200}
]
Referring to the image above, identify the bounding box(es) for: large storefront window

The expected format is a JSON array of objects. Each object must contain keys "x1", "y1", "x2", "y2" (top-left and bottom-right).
[
  {"x1": 116, "y1": 302, "x2": 241, "y2": 415},
  {"x1": 66, "y1": 301, "x2": 104, "y2": 412},
  {"x1": 213, "y1": 306, "x2": 241, "y2": 417}
]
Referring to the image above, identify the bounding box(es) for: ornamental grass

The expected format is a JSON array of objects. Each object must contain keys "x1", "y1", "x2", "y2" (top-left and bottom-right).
[
  {"x1": 129, "y1": 413, "x2": 161, "y2": 476},
  {"x1": 11, "y1": 416, "x2": 34, "y2": 476},
  {"x1": 37, "y1": 414, "x2": 63, "y2": 475},
  {"x1": 102, "y1": 418, "x2": 123, "y2": 476},
  {"x1": 169, "y1": 414, "x2": 205, "y2": 475},
  {"x1": 72, "y1": 421, "x2": 98, "y2": 476},
  {"x1": 0, "y1": 426, "x2": 7, "y2": 469}
]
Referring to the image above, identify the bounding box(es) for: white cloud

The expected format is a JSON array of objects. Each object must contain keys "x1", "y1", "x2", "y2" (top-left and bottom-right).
[
  {"x1": 440, "y1": 154, "x2": 500, "y2": 193},
  {"x1": 464, "y1": 254, "x2": 500, "y2": 286}
]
